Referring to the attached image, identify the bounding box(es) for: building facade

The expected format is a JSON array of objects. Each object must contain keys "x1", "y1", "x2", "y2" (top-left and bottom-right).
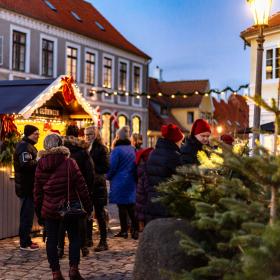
[
  {"x1": 0, "y1": 0, "x2": 151, "y2": 147},
  {"x1": 241, "y1": 12, "x2": 280, "y2": 150}
]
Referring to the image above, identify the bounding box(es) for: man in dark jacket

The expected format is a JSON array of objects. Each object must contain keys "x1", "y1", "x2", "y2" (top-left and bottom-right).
[
  {"x1": 85, "y1": 125, "x2": 109, "y2": 252},
  {"x1": 146, "y1": 124, "x2": 184, "y2": 223},
  {"x1": 180, "y1": 119, "x2": 211, "y2": 165},
  {"x1": 14, "y1": 124, "x2": 39, "y2": 251}
]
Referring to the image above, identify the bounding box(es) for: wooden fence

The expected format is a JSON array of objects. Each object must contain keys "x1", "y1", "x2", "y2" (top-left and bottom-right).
[{"x1": 0, "y1": 165, "x2": 40, "y2": 239}]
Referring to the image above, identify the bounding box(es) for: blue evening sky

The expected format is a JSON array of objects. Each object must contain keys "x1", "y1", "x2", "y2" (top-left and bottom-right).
[{"x1": 91, "y1": 0, "x2": 280, "y2": 90}]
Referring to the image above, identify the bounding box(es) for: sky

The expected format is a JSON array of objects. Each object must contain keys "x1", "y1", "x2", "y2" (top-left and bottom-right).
[{"x1": 91, "y1": 0, "x2": 280, "y2": 90}]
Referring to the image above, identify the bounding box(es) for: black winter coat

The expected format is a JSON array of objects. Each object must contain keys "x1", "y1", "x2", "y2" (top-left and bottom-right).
[
  {"x1": 89, "y1": 140, "x2": 109, "y2": 205},
  {"x1": 63, "y1": 136, "x2": 95, "y2": 195},
  {"x1": 146, "y1": 138, "x2": 181, "y2": 222},
  {"x1": 14, "y1": 137, "x2": 38, "y2": 198},
  {"x1": 180, "y1": 136, "x2": 203, "y2": 165}
]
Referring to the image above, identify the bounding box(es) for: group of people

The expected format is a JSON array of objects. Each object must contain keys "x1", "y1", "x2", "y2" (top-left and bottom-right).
[{"x1": 13, "y1": 118, "x2": 234, "y2": 280}]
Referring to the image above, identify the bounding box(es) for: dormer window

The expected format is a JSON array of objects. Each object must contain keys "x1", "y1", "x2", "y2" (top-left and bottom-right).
[
  {"x1": 71, "y1": 11, "x2": 82, "y2": 22},
  {"x1": 43, "y1": 0, "x2": 57, "y2": 12},
  {"x1": 95, "y1": 21, "x2": 105, "y2": 31}
]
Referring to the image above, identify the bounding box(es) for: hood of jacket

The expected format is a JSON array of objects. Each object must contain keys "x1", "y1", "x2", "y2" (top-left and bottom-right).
[
  {"x1": 136, "y1": 147, "x2": 154, "y2": 165},
  {"x1": 62, "y1": 136, "x2": 90, "y2": 152},
  {"x1": 37, "y1": 146, "x2": 70, "y2": 171}
]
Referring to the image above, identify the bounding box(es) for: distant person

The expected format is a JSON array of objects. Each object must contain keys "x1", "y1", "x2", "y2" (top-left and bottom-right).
[
  {"x1": 14, "y1": 124, "x2": 40, "y2": 251},
  {"x1": 107, "y1": 126, "x2": 138, "y2": 239},
  {"x1": 146, "y1": 124, "x2": 184, "y2": 223},
  {"x1": 131, "y1": 133, "x2": 143, "y2": 151},
  {"x1": 84, "y1": 125, "x2": 109, "y2": 252},
  {"x1": 220, "y1": 134, "x2": 234, "y2": 146},
  {"x1": 181, "y1": 119, "x2": 211, "y2": 165},
  {"x1": 34, "y1": 134, "x2": 92, "y2": 280}
]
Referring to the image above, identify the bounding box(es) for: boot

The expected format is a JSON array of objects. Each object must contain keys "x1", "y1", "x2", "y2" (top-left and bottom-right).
[
  {"x1": 57, "y1": 247, "x2": 64, "y2": 259},
  {"x1": 52, "y1": 270, "x2": 65, "y2": 280},
  {"x1": 81, "y1": 247, "x2": 89, "y2": 257},
  {"x1": 94, "y1": 239, "x2": 109, "y2": 252},
  {"x1": 69, "y1": 265, "x2": 84, "y2": 280},
  {"x1": 131, "y1": 230, "x2": 139, "y2": 240},
  {"x1": 114, "y1": 231, "x2": 128, "y2": 238}
]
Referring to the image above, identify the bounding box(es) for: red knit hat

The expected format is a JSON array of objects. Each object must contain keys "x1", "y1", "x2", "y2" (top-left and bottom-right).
[
  {"x1": 161, "y1": 124, "x2": 184, "y2": 143},
  {"x1": 191, "y1": 119, "x2": 211, "y2": 136},
  {"x1": 220, "y1": 134, "x2": 234, "y2": 146}
]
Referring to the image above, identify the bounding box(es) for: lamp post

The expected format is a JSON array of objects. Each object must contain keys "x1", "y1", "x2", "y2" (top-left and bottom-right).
[{"x1": 247, "y1": 0, "x2": 272, "y2": 149}]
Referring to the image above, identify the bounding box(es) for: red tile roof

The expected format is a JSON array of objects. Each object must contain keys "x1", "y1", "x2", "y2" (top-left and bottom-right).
[
  {"x1": 241, "y1": 11, "x2": 280, "y2": 40},
  {"x1": 0, "y1": 0, "x2": 150, "y2": 59},
  {"x1": 213, "y1": 94, "x2": 249, "y2": 135},
  {"x1": 148, "y1": 103, "x2": 187, "y2": 133},
  {"x1": 149, "y1": 78, "x2": 209, "y2": 108}
]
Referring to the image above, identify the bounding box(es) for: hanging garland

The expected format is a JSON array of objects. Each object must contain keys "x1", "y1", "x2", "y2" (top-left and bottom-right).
[{"x1": 87, "y1": 84, "x2": 249, "y2": 99}]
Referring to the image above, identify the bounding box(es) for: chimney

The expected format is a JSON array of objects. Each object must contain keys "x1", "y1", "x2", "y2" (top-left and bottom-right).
[{"x1": 154, "y1": 66, "x2": 163, "y2": 82}]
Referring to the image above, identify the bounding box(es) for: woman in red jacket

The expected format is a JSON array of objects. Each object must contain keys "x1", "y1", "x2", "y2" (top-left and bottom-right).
[{"x1": 34, "y1": 134, "x2": 92, "y2": 280}]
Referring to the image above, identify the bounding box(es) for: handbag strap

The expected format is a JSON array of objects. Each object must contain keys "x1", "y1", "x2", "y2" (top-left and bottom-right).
[{"x1": 66, "y1": 159, "x2": 85, "y2": 210}]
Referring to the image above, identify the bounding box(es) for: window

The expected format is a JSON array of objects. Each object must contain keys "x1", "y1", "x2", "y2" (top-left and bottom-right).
[
  {"x1": 119, "y1": 62, "x2": 127, "y2": 91},
  {"x1": 187, "y1": 112, "x2": 194, "y2": 124},
  {"x1": 95, "y1": 21, "x2": 105, "y2": 31},
  {"x1": 103, "y1": 57, "x2": 112, "y2": 88},
  {"x1": 160, "y1": 106, "x2": 168, "y2": 116},
  {"x1": 0, "y1": 36, "x2": 3, "y2": 65},
  {"x1": 133, "y1": 66, "x2": 140, "y2": 93},
  {"x1": 12, "y1": 31, "x2": 26, "y2": 71},
  {"x1": 71, "y1": 11, "x2": 82, "y2": 22},
  {"x1": 101, "y1": 113, "x2": 112, "y2": 149},
  {"x1": 266, "y1": 49, "x2": 273, "y2": 79},
  {"x1": 42, "y1": 39, "x2": 54, "y2": 77},
  {"x1": 118, "y1": 115, "x2": 127, "y2": 128},
  {"x1": 265, "y1": 48, "x2": 280, "y2": 80},
  {"x1": 85, "y1": 52, "x2": 95, "y2": 85},
  {"x1": 66, "y1": 46, "x2": 77, "y2": 80},
  {"x1": 43, "y1": 0, "x2": 57, "y2": 11},
  {"x1": 132, "y1": 116, "x2": 141, "y2": 134}
]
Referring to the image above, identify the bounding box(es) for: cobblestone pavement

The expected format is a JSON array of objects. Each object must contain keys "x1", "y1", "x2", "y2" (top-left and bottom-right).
[{"x1": 0, "y1": 205, "x2": 138, "y2": 280}]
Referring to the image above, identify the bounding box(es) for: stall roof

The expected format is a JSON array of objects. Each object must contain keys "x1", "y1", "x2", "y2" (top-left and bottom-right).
[
  {"x1": 0, "y1": 79, "x2": 54, "y2": 114},
  {"x1": 0, "y1": 76, "x2": 95, "y2": 119}
]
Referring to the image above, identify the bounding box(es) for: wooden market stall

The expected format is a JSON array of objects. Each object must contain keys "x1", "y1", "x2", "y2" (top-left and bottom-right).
[{"x1": 0, "y1": 75, "x2": 97, "y2": 239}]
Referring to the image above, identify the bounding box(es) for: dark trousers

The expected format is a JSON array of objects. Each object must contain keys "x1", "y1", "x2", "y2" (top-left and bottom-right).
[
  {"x1": 117, "y1": 204, "x2": 138, "y2": 233},
  {"x1": 92, "y1": 201, "x2": 107, "y2": 241},
  {"x1": 58, "y1": 217, "x2": 87, "y2": 250},
  {"x1": 45, "y1": 218, "x2": 81, "y2": 272},
  {"x1": 19, "y1": 196, "x2": 34, "y2": 247}
]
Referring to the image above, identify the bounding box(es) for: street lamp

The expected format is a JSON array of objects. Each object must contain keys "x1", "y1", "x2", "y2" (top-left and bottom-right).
[{"x1": 247, "y1": 0, "x2": 272, "y2": 149}]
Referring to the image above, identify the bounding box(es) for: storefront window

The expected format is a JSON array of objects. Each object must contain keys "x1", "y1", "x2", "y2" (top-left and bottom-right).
[
  {"x1": 132, "y1": 116, "x2": 141, "y2": 134},
  {"x1": 101, "y1": 113, "x2": 112, "y2": 148},
  {"x1": 118, "y1": 115, "x2": 127, "y2": 128}
]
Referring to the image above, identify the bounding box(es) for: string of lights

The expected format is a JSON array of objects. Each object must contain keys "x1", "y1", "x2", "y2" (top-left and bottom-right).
[{"x1": 88, "y1": 84, "x2": 249, "y2": 99}]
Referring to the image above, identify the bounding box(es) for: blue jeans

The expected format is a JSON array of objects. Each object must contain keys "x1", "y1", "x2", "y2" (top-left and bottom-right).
[
  {"x1": 19, "y1": 196, "x2": 34, "y2": 247},
  {"x1": 45, "y1": 218, "x2": 81, "y2": 272}
]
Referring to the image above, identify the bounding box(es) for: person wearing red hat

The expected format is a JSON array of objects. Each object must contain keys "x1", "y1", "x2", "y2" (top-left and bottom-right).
[
  {"x1": 220, "y1": 134, "x2": 234, "y2": 146},
  {"x1": 181, "y1": 119, "x2": 211, "y2": 165},
  {"x1": 145, "y1": 123, "x2": 184, "y2": 223}
]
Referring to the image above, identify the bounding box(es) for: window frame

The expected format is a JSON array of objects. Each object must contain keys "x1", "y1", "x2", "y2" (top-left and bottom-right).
[
  {"x1": 65, "y1": 42, "x2": 81, "y2": 82},
  {"x1": 117, "y1": 58, "x2": 129, "y2": 105},
  {"x1": 39, "y1": 34, "x2": 57, "y2": 78},
  {"x1": 10, "y1": 25, "x2": 30, "y2": 73},
  {"x1": 187, "y1": 111, "x2": 194, "y2": 124},
  {"x1": 101, "y1": 53, "x2": 115, "y2": 103},
  {"x1": 84, "y1": 48, "x2": 98, "y2": 86},
  {"x1": 263, "y1": 45, "x2": 280, "y2": 82},
  {"x1": 132, "y1": 62, "x2": 143, "y2": 107}
]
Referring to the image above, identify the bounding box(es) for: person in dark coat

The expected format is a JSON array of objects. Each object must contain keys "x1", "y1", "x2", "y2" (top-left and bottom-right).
[
  {"x1": 180, "y1": 119, "x2": 211, "y2": 165},
  {"x1": 84, "y1": 125, "x2": 109, "y2": 252},
  {"x1": 34, "y1": 134, "x2": 92, "y2": 280},
  {"x1": 135, "y1": 147, "x2": 153, "y2": 229},
  {"x1": 146, "y1": 124, "x2": 184, "y2": 223},
  {"x1": 59, "y1": 125, "x2": 95, "y2": 257},
  {"x1": 14, "y1": 124, "x2": 40, "y2": 251},
  {"x1": 107, "y1": 126, "x2": 138, "y2": 239}
]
